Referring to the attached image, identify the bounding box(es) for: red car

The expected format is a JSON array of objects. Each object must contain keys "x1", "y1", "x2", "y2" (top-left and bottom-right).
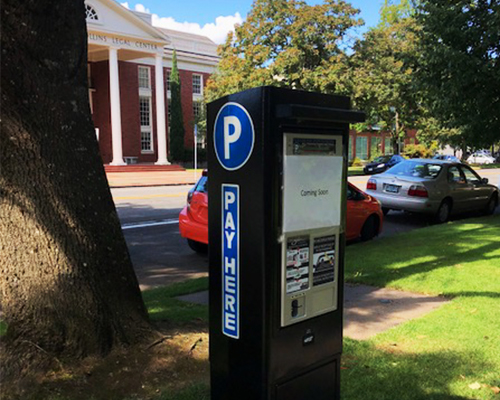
[{"x1": 179, "y1": 171, "x2": 383, "y2": 253}]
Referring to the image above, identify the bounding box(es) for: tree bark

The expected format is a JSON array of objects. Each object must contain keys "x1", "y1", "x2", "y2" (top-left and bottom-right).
[{"x1": 0, "y1": 0, "x2": 152, "y2": 379}]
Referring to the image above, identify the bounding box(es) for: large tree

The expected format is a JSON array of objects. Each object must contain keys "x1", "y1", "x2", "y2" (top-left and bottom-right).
[
  {"x1": 0, "y1": 0, "x2": 152, "y2": 381},
  {"x1": 415, "y1": 0, "x2": 500, "y2": 149},
  {"x1": 205, "y1": 0, "x2": 362, "y2": 102},
  {"x1": 349, "y1": 0, "x2": 420, "y2": 154}
]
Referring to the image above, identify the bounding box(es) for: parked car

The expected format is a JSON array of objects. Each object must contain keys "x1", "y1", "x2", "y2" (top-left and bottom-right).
[
  {"x1": 365, "y1": 159, "x2": 499, "y2": 223},
  {"x1": 178, "y1": 170, "x2": 208, "y2": 253},
  {"x1": 363, "y1": 155, "x2": 405, "y2": 175},
  {"x1": 433, "y1": 154, "x2": 461, "y2": 163},
  {"x1": 467, "y1": 153, "x2": 496, "y2": 164},
  {"x1": 179, "y1": 173, "x2": 383, "y2": 253}
]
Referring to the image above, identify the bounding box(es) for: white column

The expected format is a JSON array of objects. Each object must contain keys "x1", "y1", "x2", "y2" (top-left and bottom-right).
[
  {"x1": 109, "y1": 47, "x2": 126, "y2": 166},
  {"x1": 154, "y1": 54, "x2": 170, "y2": 165}
]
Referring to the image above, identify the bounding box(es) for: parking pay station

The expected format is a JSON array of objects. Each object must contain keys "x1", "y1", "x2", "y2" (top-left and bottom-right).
[{"x1": 207, "y1": 87, "x2": 364, "y2": 400}]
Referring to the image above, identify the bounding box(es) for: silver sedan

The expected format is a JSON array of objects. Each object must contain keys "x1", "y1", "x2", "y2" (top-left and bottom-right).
[{"x1": 365, "y1": 159, "x2": 499, "y2": 223}]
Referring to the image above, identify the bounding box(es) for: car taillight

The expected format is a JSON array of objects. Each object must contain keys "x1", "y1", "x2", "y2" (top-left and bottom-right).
[
  {"x1": 367, "y1": 180, "x2": 377, "y2": 191},
  {"x1": 408, "y1": 185, "x2": 428, "y2": 198}
]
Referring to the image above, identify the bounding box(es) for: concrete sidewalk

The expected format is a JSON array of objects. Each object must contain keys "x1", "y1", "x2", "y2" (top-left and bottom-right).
[
  {"x1": 177, "y1": 284, "x2": 447, "y2": 341},
  {"x1": 107, "y1": 170, "x2": 201, "y2": 188}
]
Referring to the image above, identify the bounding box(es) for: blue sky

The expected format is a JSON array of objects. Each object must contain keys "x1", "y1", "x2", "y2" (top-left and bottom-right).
[{"x1": 121, "y1": 0, "x2": 385, "y2": 44}]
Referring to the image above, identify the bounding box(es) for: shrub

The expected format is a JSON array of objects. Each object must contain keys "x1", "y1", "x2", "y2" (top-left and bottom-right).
[
  {"x1": 402, "y1": 144, "x2": 434, "y2": 159},
  {"x1": 351, "y1": 157, "x2": 363, "y2": 167}
]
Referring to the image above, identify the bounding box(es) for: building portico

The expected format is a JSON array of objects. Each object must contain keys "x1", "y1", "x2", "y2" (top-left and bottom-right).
[
  {"x1": 85, "y1": 0, "x2": 218, "y2": 167},
  {"x1": 86, "y1": 0, "x2": 170, "y2": 165}
]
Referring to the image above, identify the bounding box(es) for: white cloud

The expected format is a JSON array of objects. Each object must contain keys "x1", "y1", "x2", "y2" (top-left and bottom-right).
[
  {"x1": 121, "y1": 2, "x2": 243, "y2": 44},
  {"x1": 152, "y1": 13, "x2": 243, "y2": 44},
  {"x1": 134, "y1": 3, "x2": 150, "y2": 13}
]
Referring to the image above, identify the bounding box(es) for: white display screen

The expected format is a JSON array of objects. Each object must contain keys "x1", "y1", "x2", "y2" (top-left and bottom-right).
[{"x1": 282, "y1": 134, "x2": 343, "y2": 233}]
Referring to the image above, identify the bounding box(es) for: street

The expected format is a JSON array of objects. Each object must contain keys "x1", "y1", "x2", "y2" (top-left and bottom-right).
[{"x1": 112, "y1": 168, "x2": 500, "y2": 289}]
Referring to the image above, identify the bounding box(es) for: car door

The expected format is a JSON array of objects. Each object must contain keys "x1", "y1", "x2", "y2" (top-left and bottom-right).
[
  {"x1": 459, "y1": 165, "x2": 490, "y2": 210},
  {"x1": 346, "y1": 185, "x2": 367, "y2": 240},
  {"x1": 446, "y1": 165, "x2": 469, "y2": 212}
]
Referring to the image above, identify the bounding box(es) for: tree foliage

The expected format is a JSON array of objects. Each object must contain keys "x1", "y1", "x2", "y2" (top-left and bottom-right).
[
  {"x1": 205, "y1": 0, "x2": 363, "y2": 102},
  {"x1": 415, "y1": 0, "x2": 500, "y2": 148},
  {"x1": 169, "y1": 50, "x2": 186, "y2": 161},
  {"x1": 349, "y1": 1, "x2": 420, "y2": 153}
]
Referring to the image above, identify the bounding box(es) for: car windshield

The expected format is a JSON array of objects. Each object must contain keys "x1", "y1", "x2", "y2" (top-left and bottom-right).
[
  {"x1": 373, "y1": 156, "x2": 391, "y2": 163},
  {"x1": 386, "y1": 161, "x2": 442, "y2": 179}
]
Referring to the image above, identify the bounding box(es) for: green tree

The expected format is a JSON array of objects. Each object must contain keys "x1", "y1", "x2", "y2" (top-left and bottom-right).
[
  {"x1": 169, "y1": 50, "x2": 186, "y2": 161},
  {"x1": 206, "y1": 0, "x2": 362, "y2": 102},
  {"x1": 415, "y1": 0, "x2": 500, "y2": 149},
  {"x1": 349, "y1": 1, "x2": 419, "y2": 154},
  {"x1": 1, "y1": 0, "x2": 152, "y2": 383}
]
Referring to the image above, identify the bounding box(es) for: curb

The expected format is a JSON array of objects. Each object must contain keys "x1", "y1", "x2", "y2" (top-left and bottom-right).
[{"x1": 109, "y1": 182, "x2": 196, "y2": 189}]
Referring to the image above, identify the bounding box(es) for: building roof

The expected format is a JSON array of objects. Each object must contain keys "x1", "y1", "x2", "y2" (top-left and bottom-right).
[{"x1": 158, "y1": 28, "x2": 219, "y2": 59}]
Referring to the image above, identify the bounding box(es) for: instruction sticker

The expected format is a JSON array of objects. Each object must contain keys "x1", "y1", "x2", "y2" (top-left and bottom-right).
[
  {"x1": 312, "y1": 235, "x2": 336, "y2": 287},
  {"x1": 286, "y1": 237, "x2": 310, "y2": 294}
]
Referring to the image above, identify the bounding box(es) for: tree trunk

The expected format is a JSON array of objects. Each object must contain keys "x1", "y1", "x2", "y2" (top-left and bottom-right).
[
  {"x1": 393, "y1": 110, "x2": 400, "y2": 155},
  {"x1": 0, "y1": 0, "x2": 152, "y2": 379}
]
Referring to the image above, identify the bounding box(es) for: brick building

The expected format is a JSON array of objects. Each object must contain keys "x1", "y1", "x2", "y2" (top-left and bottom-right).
[
  {"x1": 348, "y1": 129, "x2": 419, "y2": 161},
  {"x1": 86, "y1": 0, "x2": 218, "y2": 165}
]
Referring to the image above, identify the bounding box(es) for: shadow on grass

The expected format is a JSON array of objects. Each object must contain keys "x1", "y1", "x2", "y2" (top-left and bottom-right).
[
  {"x1": 345, "y1": 215, "x2": 500, "y2": 296},
  {"x1": 142, "y1": 278, "x2": 209, "y2": 324},
  {"x1": 342, "y1": 339, "x2": 495, "y2": 400}
]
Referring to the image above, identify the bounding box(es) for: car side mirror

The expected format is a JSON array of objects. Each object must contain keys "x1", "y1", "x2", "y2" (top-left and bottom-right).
[{"x1": 481, "y1": 178, "x2": 489, "y2": 184}]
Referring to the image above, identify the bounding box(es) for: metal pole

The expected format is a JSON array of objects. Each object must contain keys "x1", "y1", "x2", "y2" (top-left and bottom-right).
[{"x1": 194, "y1": 125, "x2": 198, "y2": 180}]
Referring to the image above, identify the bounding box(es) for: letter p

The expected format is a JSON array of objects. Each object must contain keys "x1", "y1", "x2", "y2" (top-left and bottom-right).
[{"x1": 224, "y1": 116, "x2": 241, "y2": 160}]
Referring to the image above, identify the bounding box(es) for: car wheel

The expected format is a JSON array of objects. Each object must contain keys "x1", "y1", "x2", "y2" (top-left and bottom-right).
[
  {"x1": 382, "y1": 207, "x2": 390, "y2": 216},
  {"x1": 187, "y1": 239, "x2": 208, "y2": 254},
  {"x1": 360, "y1": 215, "x2": 378, "y2": 241},
  {"x1": 484, "y1": 194, "x2": 498, "y2": 215},
  {"x1": 435, "y1": 200, "x2": 451, "y2": 223}
]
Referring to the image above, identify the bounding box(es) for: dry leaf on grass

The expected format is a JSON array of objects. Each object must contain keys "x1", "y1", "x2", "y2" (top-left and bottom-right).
[{"x1": 468, "y1": 382, "x2": 481, "y2": 390}]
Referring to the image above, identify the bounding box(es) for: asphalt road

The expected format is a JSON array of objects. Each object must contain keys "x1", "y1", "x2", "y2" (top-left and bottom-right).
[{"x1": 112, "y1": 168, "x2": 500, "y2": 289}]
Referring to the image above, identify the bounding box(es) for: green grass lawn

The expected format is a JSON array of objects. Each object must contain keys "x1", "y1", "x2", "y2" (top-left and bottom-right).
[
  {"x1": 475, "y1": 163, "x2": 500, "y2": 169},
  {"x1": 143, "y1": 277, "x2": 208, "y2": 324},
  {"x1": 348, "y1": 166, "x2": 365, "y2": 176},
  {"x1": 3, "y1": 216, "x2": 498, "y2": 399},
  {"x1": 342, "y1": 214, "x2": 500, "y2": 399},
  {"x1": 143, "y1": 214, "x2": 500, "y2": 400}
]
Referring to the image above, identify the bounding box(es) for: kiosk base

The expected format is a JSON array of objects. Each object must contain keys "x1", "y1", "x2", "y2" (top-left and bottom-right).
[{"x1": 275, "y1": 358, "x2": 339, "y2": 400}]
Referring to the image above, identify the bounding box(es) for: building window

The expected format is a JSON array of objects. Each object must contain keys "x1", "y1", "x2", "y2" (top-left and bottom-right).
[
  {"x1": 193, "y1": 101, "x2": 202, "y2": 119},
  {"x1": 139, "y1": 96, "x2": 153, "y2": 152},
  {"x1": 370, "y1": 137, "x2": 381, "y2": 159},
  {"x1": 166, "y1": 71, "x2": 171, "y2": 92},
  {"x1": 348, "y1": 137, "x2": 353, "y2": 160},
  {"x1": 356, "y1": 136, "x2": 368, "y2": 160},
  {"x1": 85, "y1": 4, "x2": 99, "y2": 21},
  {"x1": 167, "y1": 99, "x2": 172, "y2": 125},
  {"x1": 384, "y1": 137, "x2": 393, "y2": 154},
  {"x1": 192, "y1": 74, "x2": 202, "y2": 95},
  {"x1": 138, "y1": 66, "x2": 151, "y2": 89}
]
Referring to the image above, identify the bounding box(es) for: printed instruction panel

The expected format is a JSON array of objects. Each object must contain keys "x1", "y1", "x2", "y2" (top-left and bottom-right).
[{"x1": 312, "y1": 235, "x2": 336, "y2": 286}]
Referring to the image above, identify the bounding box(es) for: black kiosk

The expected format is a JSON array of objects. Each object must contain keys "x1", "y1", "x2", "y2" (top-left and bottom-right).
[{"x1": 207, "y1": 87, "x2": 365, "y2": 400}]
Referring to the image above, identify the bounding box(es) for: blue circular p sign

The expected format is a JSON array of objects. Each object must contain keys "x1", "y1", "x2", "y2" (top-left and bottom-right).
[{"x1": 214, "y1": 102, "x2": 255, "y2": 171}]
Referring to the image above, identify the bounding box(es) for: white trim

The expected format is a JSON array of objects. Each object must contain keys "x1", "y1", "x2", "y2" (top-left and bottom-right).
[
  {"x1": 109, "y1": 46, "x2": 125, "y2": 165},
  {"x1": 155, "y1": 54, "x2": 169, "y2": 165}
]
